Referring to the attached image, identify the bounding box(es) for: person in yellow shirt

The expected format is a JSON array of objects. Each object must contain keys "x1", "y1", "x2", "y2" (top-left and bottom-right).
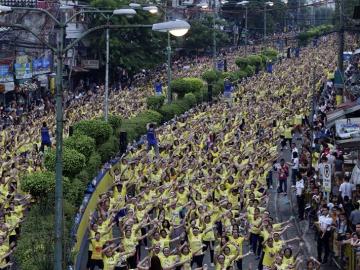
[
  {"x1": 89, "y1": 232, "x2": 106, "y2": 270},
  {"x1": 262, "y1": 238, "x2": 277, "y2": 270}
]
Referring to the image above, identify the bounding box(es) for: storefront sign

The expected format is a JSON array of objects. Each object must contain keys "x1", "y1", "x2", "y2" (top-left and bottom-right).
[
  {"x1": 0, "y1": 82, "x2": 15, "y2": 93},
  {"x1": 322, "y1": 163, "x2": 332, "y2": 193},
  {"x1": 335, "y1": 118, "x2": 360, "y2": 139},
  {"x1": 81, "y1": 60, "x2": 99, "y2": 69},
  {"x1": 32, "y1": 56, "x2": 51, "y2": 75},
  {"x1": 15, "y1": 55, "x2": 32, "y2": 79},
  {"x1": 0, "y1": 64, "x2": 14, "y2": 83}
]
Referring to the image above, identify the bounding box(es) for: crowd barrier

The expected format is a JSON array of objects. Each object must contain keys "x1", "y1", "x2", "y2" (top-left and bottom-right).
[{"x1": 71, "y1": 157, "x2": 121, "y2": 268}]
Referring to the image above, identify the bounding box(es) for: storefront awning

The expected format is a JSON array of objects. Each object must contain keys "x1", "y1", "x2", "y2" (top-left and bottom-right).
[{"x1": 326, "y1": 101, "x2": 360, "y2": 128}]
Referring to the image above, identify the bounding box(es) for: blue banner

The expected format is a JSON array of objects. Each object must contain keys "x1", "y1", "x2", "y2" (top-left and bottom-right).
[
  {"x1": 0, "y1": 65, "x2": 14, "y2": 83},
  {"x1": 32, "y1": 56, "x2": 51, "y2": 75}
]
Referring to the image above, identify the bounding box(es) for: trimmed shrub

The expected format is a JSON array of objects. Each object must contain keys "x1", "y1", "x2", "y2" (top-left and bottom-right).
[
  {"x1": 202, "y1": 69, "x2": 218, "y2": 84},
  {"x1": 171, "y1": 78, "x2": 204, "y2": 97},
  {"x1": 108, "y1": 115, "x2": 122, "y2": 131},
  {"x1": 172, "y1": 99, "x2": 191, "y2": 113},
  {"x1": 247, "y1": 55, "x2": 264, "y2": 67},
  {"x1": 244, "y1": 65, "x2": 255, "y2": 77},
  {"x1": 159, "y1": 103, "x2": 184, "y2": 121},
  {"x1": 213, "y1": 79, "x2": 224, "y2": 96},
  {"x1": 86, "y1": 151, "x2": 102, "y2": 179},
  {"x1": 235, "y1": 57, "x2": 249, "y2": 69},
  {"x1": 74, "y1": 119, "x2": 112, "y2": 145},
  {"x1": 146, "y1": 95, "x2": 165, "y2": 111},
  {"x1": 21, "y1": 171, "x2": 70, "y2": 199},
  {"x1": 14, "y1": 205, "x2": 72, "y2": 270},
  {"x1": 184, "y1": 93, "x2": 197, "y2": 107},
  {"x1": 98, "y1": 136, "x2": 118, "y2": 163},
  {"x1": 64, "y1": 134, "x2": 95, "y2": 160},
  {"x1": 65, "y1": 178, "x2": 86, "y2": 206},
  {"x1": 193, "y1": 88, "x2": 207, "y2": 103},
  {"x1": 76, "y1": 169, "x2": 90, "y2": 183},
  {"x1": 261, "y1": 48, "x2": 278, "y2": 61},
  {"x1": 44, "y1": 147, "x2": 86, "y2": 177},
  {"x1": 137, "y1": 110, "x2": 163, "y2": 124}
]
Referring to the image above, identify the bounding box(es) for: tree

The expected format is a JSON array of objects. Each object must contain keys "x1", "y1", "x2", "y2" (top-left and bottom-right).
[{"x1": 181, "y1": 15, "x2": 230, "y2": 52}]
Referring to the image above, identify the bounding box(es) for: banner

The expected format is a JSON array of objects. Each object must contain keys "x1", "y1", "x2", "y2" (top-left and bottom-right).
[
  {"x1": 0, "y1": 64, "x2": 14, "y2": 83},
  {"x1": 322, "y1": 163, "x2": 332, "y2": 193},
  {"x1": 15, "y1": 55, "x2": 32, "y2": 79},
  {"x1": 335, "y1": 118, "x2": 360, "y2": 139},
  {"x1": 32, "y1": 56, "x2": 51, "y2": 75},
  {"x1": 224, "y1": 80, "x2": 232, "y2": 98},
  {"x1": 154, "y1": 81, "x2": 162, "y2": 95}
]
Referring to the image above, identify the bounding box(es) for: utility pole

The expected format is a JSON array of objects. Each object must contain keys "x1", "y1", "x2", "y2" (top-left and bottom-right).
[
  {"x1": 213, "y1": 0, "x2": 217, "y2": 69},
  {"x1": 337, "y1": 0, "x2": 344, "y2": 74}
]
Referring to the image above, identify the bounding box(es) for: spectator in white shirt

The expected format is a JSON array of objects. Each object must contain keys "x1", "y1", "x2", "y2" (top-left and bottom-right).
[
  {"x1": 295, "y1": 174, "x2": 305, "y2": 220},
  {"x1": 339, "y1": 176, "x2": 355, "y2": 200},
  {"x1": 316, "y1": 207, "x2": 333, "y2": 264},
  {"x1": 288, "y1": 151, "x2": 299, "y2": 186}
]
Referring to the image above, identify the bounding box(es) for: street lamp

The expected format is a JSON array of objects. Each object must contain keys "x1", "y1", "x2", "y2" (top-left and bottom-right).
[
  {"x1": 264, "y1": 1, "x2": 274, "y2": 41},
  {"x1": 152, "y1": 20, "x2": 190, "y2": 103},
  {"x1": 236, "y1": 1, "x2": 249, "y2": 55}
]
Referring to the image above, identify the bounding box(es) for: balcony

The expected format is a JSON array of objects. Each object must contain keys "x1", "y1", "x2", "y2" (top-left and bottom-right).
[{"x1": 0, "y1": 0, "x2": 37, "y2": 7}]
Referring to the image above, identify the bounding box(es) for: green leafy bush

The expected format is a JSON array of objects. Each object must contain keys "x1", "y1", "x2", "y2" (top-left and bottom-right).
[
  {"x1": 64, "y1": 134, "x2": 95, "y2": 160},
  {"x1": 247, "y1": 55, "x2": 264, "y2": 67},
  {"x1": 97, "y1": 136, "x2": 119, "y2": 163},
  {"x1": 137, "y1": 110, "x2": 163, "y2": 124},
  {"x1": 146, "y1": 95, "x2": 165, "y2": 111},
  {"x1": 65, "y1": 178, "x2": 86, "y2": 206},
  {"x1": 108, "y1": 115, "x2": 122, "y2": 131},
  {"x1": 235, "y1": 57, "x2": 249, "y2": 69},
  {"x1": 171, "y1": 78, "x2": 204, "y2": 97},
  {"x1": 44, "y1": 148, "x2": 86, "y2": 177},
  {"x1": 159, "y1": 103, "x2": 184, "y2": 121},
  {"x1": 74, "y1": 119, "x2": 112, "y2": 145},
  {"x1": 261, "y1": 48, "x2": 278, "y2": 61},
  {"x1": 244, "y1": 65, "x2": 256, "y2": 77},
  {"x1": 193, "y1": 88, "x2": 207, "y2": 103},
  {"x1": 184, "y1": 93, "x2": 197, "y2": 107},
  {"x1": 14, "y1": 205, "x2": 72, "y2": 270},
  {"x1": 297, "y1": 25, "x2": 333, "y2": 45},
  {"x1": 202, "y1": 69, "x2": 218, "y2": 84},
  {"x1": 21, "y1": 171, "x2": 70, "y2": 199},
  {"x1": 213, "y1": 79, "x2": 224, "y2": 96},
  {"x1": 86, "y1": 151, "x2": 102, "y2": 179},
  {"x1": 172, "y1": 99, "x2": 191, "y2": 113}
]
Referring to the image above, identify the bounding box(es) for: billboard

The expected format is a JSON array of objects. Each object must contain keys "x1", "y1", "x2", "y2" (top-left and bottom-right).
[
  {"x1": 0, "y1": 64, "x2": 14, "y2": 83},
  {"x1": 14, "y1": 55, "x2": 32, "y2": 79},
  {"x1": 32, "y1": 56, "x2": 52, "y2": 75}
]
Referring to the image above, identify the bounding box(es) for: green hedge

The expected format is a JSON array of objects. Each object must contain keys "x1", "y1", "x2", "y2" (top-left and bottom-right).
[
  {"x1": 98, "y1": 136, "x2": 119, "y2": 163},
  {"x1": 21, "y1": 171, "x2": 69, "y2": 199},
  {"x1": 146, "y1": 95, "x2": 165, "y2": 111},
  {"x1": 64, "y1": 134, "x2": 95, "y2": 160},
  {"x1": 44, "y1": 147, "x2": 86, "y2": 177},
  {"x1": 202, "y1": 69, "x2": 218, "y2": 84},
  {"x1": 74, "y1": 119, "x2": 112, "y2": 145},
  {"x1": 261, "y1": 48, "x2": 278, "y2": 61},
  {"x1": 108, "y1": 115, "x2": 122, "y2": 131},
  {"x1": 235, "y1": 57, "x2": 249, "y2": 69},
  {"x1": 184, "y1": 93, "x2": 197, "y2": 107},
  {"x1": 247, "y1": 55, "x2": 264, "y2": 67},
  {"x1": 171, "y1": 78, "x2": 204, "y2": 97},
  {"x1": 137, "y1": 110, "x2": 164, "y2": 124},
  {"x1": 298, "y1": 24, "x2": 333, "y2": 45}
]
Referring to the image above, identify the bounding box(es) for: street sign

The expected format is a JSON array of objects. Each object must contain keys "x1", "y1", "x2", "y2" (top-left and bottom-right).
[
  {"x1": 323, "y1": 163, "x2": 332, "y2": 193},
  {"x1": 81, "y1": 60, "x2": 99, "y2": 69}
]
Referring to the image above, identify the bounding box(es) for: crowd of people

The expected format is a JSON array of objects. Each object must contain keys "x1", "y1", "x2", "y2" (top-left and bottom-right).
[
  {"x1": 0, "y1": 35, "x2": 292, "y2": 269},
  {"x1": 84, "y1": 35, "x2": 341, "y2": 270}
]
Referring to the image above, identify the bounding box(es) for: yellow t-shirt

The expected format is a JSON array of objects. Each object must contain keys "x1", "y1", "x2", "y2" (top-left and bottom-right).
[
  {"x1": 90, "y1": 239, "x2": 105, "y2": 260},
  {"x1": 262, "y1": 245, "x2": 277, "y2": 267}
]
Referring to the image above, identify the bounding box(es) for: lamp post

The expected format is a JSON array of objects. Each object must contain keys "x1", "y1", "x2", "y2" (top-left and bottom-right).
[
  {"x1": 264, "y1": 1, "x2": 274, "y2": 41},
  {"x1": 0, "y1": 6, "x2": 160, "y2": 269},
  {"x1": 237, "y1": 1, "x2": 249, "y2": 56},
  {"x1": 152, "y1": 20, "x2": 190, "y2": 103}
]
